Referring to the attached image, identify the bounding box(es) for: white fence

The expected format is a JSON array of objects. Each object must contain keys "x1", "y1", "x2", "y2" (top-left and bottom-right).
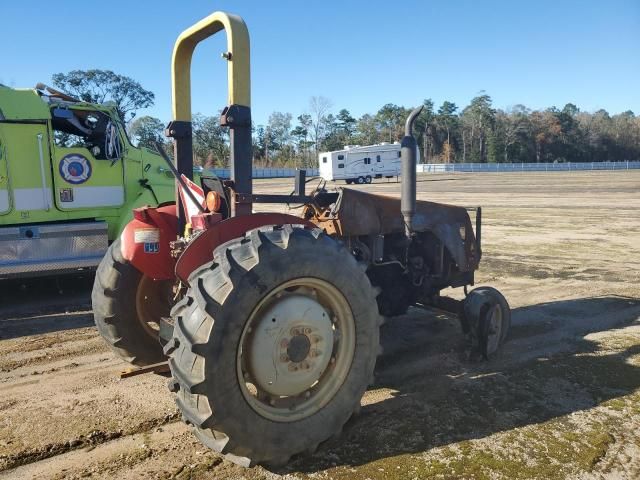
[
  {"x1": 204, "y1": 162, "x2": 640, "y2": 179},
  {"x1": 417, "y1": 161, "x2": 640, "y2": 173},
  {"x1": 206, "y1": 167, "x2": 320, "y2": 179}
]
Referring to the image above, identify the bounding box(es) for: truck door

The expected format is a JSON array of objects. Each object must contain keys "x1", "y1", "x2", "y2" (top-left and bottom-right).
[
  {"x1": 0, "y1": 122, "x2": 54, "y2": 215},
  {"x1": 50, "y1": 108, "x2": 125, "y2": 212}
]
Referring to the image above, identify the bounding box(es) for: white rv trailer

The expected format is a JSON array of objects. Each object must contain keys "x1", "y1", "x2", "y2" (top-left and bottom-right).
[{"x1": 318, "y1": 142, "x2": 418, "y2": 184}]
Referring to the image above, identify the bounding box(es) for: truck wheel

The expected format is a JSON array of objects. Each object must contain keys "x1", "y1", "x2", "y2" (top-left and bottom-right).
[
  {"x1": 166, "y1": 226, "x2": 381, "y2": 466},
  {"x1": 356, "y1": 176, "x2": 365, "y2": 184},
  {"x1": 365, "y1": 175, "x2": 372, "y2": 184},
  {"x1": 345, "y1": 179, "x2": 353, "y2": 185},
  {"x1": 464, "y1": 286, "x2": 511, "y2": 359},
  {"x1": 92, "y1": 239, "x2": 173, "y2": 366}
]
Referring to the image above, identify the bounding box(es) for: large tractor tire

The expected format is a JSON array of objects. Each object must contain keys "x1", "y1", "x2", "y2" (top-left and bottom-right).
[
  {"x1": 92, "y1": 239, "x2": 173, "y2": 366},
  {"x1": 165, "y1": 226, "x2": 382, "y2": 466}
]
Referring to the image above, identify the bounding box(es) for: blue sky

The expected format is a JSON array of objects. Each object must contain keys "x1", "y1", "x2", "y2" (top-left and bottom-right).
[{"x1": 2, "y1": 0, "x2": 638, "y2": 125}]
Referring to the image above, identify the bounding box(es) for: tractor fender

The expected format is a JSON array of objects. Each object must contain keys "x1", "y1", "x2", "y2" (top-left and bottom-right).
[
  {"x1": 114, "y1": 187, "x2": 175, "y2": 240},
  {"x1": 175, "y1": 213, "x2": 314, "y2": 284},
  {"x1": 120, "y1": 204, "x2": 178, "y2": 280}
]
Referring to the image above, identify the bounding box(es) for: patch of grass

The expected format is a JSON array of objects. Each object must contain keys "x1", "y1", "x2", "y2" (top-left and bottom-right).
[
  {"x1": 331, "y1": 422, "x2": 617, "y2": 480},
  {"x1": 602, "y1": 392, "x2": 640, "y2": 415}
]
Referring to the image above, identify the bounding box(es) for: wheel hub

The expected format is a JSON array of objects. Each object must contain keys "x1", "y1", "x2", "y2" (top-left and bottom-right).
[
  {"x1": 287, "y1": 334, "x2": 311, "y2": 363},
  {"x1": 245, "y1": 294, "x2": 334, "y2": 397}
]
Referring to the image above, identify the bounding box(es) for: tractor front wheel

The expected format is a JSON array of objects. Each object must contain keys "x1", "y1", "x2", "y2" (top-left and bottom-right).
[
  {"x1": 464, "y1": 286, "x2": 511, "y2": 359},
  {"x1": 166, "y1": 226, "x2": 381, "y2": 466},
  {"x1": 92, "y1": 239, "x2": 173, "y2": 366}
]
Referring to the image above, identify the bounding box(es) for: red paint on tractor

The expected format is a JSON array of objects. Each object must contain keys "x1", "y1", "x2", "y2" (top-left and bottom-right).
[
  {"x1": 120, "y1": 205, "x2": 179, "y2": 280},
  {"x1": 175, "y1": 213, "x2": 315, "y2": 283}
]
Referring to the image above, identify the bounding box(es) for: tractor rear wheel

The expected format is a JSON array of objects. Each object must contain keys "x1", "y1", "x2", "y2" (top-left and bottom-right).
[
  {"x1": 92, "y1": 239, "x2": 173, "y2": 366},
  {"x1": 166, "y1": 226, "x2": 381, "y2": 466}
]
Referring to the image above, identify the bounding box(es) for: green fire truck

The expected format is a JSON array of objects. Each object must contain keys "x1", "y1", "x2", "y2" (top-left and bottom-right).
[{"x1": 0, "y1": 83, "x2": 175, "y2": 278}]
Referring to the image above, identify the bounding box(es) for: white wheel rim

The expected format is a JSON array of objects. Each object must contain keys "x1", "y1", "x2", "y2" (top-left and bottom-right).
[
  {"x1": 485, "y1": 304, "x2": 502, "y2": 356},
  {"x1": 237, "y1": 278, "x2": 356, "y2": 422}
]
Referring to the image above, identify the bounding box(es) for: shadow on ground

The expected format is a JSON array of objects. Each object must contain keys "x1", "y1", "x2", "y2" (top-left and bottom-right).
[
  {"x1": 283, "y1": 295, "x2": 640, "y2": 474},
  {"x1": 0, "y1": 275, "x2": 93, "y2": 339}
]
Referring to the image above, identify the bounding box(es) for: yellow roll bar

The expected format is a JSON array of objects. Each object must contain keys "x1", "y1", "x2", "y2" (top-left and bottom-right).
[{"x1": 171, "y1": 11, "x2": 251, "y2": 121}]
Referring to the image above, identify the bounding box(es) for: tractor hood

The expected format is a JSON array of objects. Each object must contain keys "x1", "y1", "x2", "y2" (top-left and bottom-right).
[{"x1": 309, "y1": 188, "x2": 480, "y2": 271}]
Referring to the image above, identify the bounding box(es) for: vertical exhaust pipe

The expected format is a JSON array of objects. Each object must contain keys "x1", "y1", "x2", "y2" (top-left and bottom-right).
[{"x1": 401, "y1": 106, "x2": 423, "y2": 238}]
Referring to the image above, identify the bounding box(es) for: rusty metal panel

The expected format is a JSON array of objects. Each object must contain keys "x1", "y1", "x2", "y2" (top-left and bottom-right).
[{"x1": 309, "y1": 188, "x2": 479, "y2": 271}]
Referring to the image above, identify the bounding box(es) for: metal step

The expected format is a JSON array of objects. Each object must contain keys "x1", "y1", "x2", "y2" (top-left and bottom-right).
[{"x1": 0, "y1": 221, "x2": 108, "y2": 278}]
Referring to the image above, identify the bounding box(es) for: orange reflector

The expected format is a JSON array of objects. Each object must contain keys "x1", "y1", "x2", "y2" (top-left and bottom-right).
[{"x1": 206, "y1": 191, "x2": 222, "y2": 212}]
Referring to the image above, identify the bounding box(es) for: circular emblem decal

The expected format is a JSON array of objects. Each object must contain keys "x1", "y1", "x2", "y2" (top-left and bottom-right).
[{"x1": 59, "y1": 154, "x2": 92, "y2": 184}]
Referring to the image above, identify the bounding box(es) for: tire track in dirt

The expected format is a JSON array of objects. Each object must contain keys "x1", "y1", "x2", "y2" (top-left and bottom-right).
[{"x1": 0, "y1": 412, "x2": 180, "y2": 472}]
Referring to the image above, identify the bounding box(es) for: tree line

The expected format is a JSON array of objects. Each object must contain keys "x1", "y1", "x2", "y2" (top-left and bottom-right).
[
  {"x1": 51, "y1": 71, "x2": 640, "y2": 168},
  {"x1": 132, "y1": 94, "x2": 640, "y2": 168}
]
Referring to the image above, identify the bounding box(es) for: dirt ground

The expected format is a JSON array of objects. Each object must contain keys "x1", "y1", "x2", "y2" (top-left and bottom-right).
[{"x1": 1, "y1": 170, "x2": 639, "y2": 479}]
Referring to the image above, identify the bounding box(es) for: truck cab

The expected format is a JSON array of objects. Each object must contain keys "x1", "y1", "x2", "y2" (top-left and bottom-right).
[{"x1": 0, "y1": 84, "x2": 174, "y2": 278}]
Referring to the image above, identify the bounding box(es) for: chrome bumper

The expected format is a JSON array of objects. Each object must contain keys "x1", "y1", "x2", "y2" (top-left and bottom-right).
[{"x1": 0, "y1": 222, "x2": 108, "y2": 278}]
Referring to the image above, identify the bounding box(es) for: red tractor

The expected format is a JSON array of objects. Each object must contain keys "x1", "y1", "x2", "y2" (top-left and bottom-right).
[{"x1": 92, "y1": 11, "x2": 510, "y2": 467}]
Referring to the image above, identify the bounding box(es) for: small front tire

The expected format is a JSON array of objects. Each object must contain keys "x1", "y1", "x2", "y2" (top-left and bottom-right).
[{"x1": 464, "y1": 286, "x2": 511, "y2": 359}]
